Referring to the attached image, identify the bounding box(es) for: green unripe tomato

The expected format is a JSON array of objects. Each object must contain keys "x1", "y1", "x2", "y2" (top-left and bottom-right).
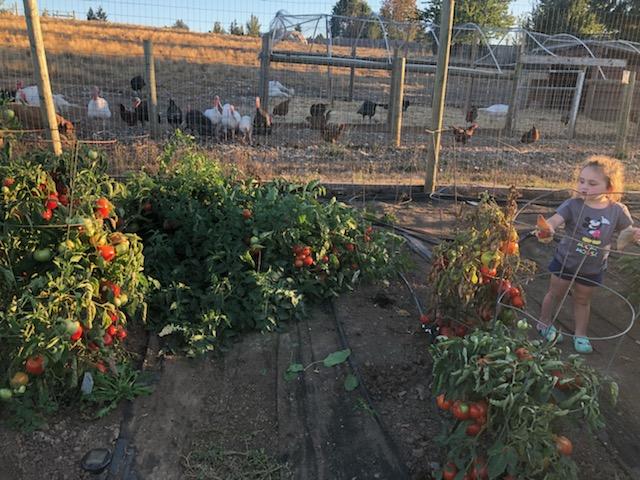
[
  {"x1": 0, "y1": 388, "x2": 12, "y2": 401},
  {"x1": 33, "y1": 248, "x2": 53, "y2": 262}
]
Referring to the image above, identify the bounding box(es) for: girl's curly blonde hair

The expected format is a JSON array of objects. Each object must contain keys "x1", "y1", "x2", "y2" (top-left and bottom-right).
[{"x1": 575, "y1": 155, "x2": 625, "y2": 202}]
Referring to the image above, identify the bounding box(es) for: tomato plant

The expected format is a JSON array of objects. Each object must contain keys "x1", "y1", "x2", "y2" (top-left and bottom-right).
[{"x1": 0, "y1": 148, "x2": 149, "y2": 422}]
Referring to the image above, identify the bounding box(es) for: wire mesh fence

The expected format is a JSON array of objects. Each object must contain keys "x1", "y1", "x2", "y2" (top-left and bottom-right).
[{"x1": 1, "y1": 3, "x2": 639, "y2": 188}]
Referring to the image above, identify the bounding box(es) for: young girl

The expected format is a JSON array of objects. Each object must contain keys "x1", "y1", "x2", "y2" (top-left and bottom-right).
[{"x1": 536, "y1": 155, "x2": 640, "y2": 353}]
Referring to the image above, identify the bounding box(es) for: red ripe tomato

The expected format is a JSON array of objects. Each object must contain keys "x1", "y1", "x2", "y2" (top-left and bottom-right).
[
  {"x1": 475, "y1": 400, "x2": 488, "y2": 417},
  {"x1": 110, "y1": 283, "x2": 121, "y2": 297},
  {"x1": 345, "y1": 243, "x2": 355, "y2": 252},
  {"x1": 419, "y1": 314, "x2": 431, "y2": 325},
  {"x1": 470, "y1": 457, "x2": 489, "y2": 480},
  {"x1": 322, "y1": 255, "x2": 329, "y2": 263},
  {"x1": 2, "y1": 177, "x2": 15, "y2": 187},
  {"x1": 474, "y1": 415, "x2": 487, "y2": 426},
  {"x1": 46, "y1": 195, "x2": 58, "y2": 210},
  {"x1": 95, "y1": 207, "x2": 110, "y2": 219},
  {"x1": 294, "y1": 259, "x2": 304, "y2": 268},
  {"x1": 508, "y1": 286, "x2": 520, "y2": 298},
  {"x1": 96, "y1": 197, "x2": 110, "y2": 209},
  {"x1": 103, "y1": 333, "x2": 113, "y2": 347},
  {"x1": 58, "y1": 194, "x2": 69, "y2": 206},
  {"x1": 88, "y1": 342, "x2": 100, "y2": 352},
  {"x1": 25, "y1": 355, "x2": 45, "y2": 376},
  {"x1": 292, "y1": 244, "x2": 303, "y2": 255},
  {"x1": 108, "y1": 311, "x2": 118, "y2": 323},
  {"x1": 116, "y1": 327, "x2": 127, "y2": 340},
  {"x1": 107, "y1": 325, "x2": 118, "y2": 336},
  {"x1": 469, "y1": 403, "x2": 484, "y2": 419},
  {"x1": 454, "y1": 324, "x2": 468, "y2": 337},
  {"x1": 515, "y1": 347, "x2": 533, "y2": 361},
  {"x1": 498, "y1": 279, "x2": 512, "y2": 295},
  {"x1": 442, "y1": 463, "x2": 458, "y2": 480},
  {"x1": 71, "y1": 325, "x2": 83, "y2": 341},
  {"x1": 41, "y1": 208, "x2": 53, "y2": 221},
  {"x1": 301, "y1": 246, "x2": 312, "y2": 257},
  {"x1": 555, "y1": 435, "x2": 573, "y2": 456},
  {"x1": 98, "y1": 245, "x2": 116, "y2": 262},
  {"x1": 303, "y1": 256, "x2": 314, "y2": 267},
  {"x1": 452, "y1": 401, "x2": 470, "y2": 420},
  {"x1": 439, "y1": 326, "x2": 453, "y2": 338},
  {"x1": 511, "y1": 295, "x2": 525, "y2": 309},
  {"x1": 242, "y1": 209, "x2": 252, "y2": 219},
  {"x1": 436, "y1": 393, "x2": 447, "y2": 410},
  {"x1": 466, "y1": 422, "x2": 481, "y2": 436},
  {"x1": 96, "y1": 361, "x2": 108, "y2": 374}
]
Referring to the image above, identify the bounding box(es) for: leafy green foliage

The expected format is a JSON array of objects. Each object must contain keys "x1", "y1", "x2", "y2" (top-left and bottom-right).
[
  {"x1": 121, "y1": 133, "x2": 403, "y2": 356},
  {"x1": 84, "y1": 364, "x2": 153, "y2": 418},
  {"x1": 431, "y1": 324, "x2": 606, "y2": 479},
  {"x1": 419, "y1": 0, "x2": 514, "y2": 31},
  {"x1": 0, "y1": 148, "x2": 148, "y2": 419},
  {"x1": 526, "y1": 0, "x2": 605, "y2": 37}
]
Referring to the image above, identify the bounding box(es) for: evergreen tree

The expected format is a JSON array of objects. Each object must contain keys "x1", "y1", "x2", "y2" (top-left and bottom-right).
[
  {"x1": 87, "y1": 7, "x2": 95, "y2": 20},
  {"x1": 172, "y1": 19, "x2": 189, "y2": 30},
  {"x1": 246, "y1": 14, "x2": 261, "y2": 37},
  {"x1": 95, "y1": 5, "x2": 107, "y2": 21},
  {"x1": 330, "y1": 0, "x2": 378, "y2": 38},
  {"x1": 229, "y1": 20, "x2": 244, "y2": 35},
  {"x1": 592, "y1": 0, "x2": 640, "y2": 41},
  {"x1": 212, "y1": 21, "x2": 226, "y2": 34}
]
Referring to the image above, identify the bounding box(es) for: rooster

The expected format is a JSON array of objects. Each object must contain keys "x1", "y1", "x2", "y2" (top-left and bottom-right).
[
  {"x1": 307, "y1": 110, "x2": 330, "y2": 130},
  {"x1": 450, "y1": 123, "x2": 478, "y2": 144},
  {"x1": 465, "y1": 106, "x2": 478, "y2": 124},
  {"x1": 272, "y1": 98, "x2": 290, "y2": 117},
  {"x1": 167, "y1": 98, "x2": 183, "y2": 126},
  {"x1": 520, "y1": 125, "x2": 540, "y2": 144},
  {"x1": 321, "y1": 123, "x2": 346, "y2": 143}
]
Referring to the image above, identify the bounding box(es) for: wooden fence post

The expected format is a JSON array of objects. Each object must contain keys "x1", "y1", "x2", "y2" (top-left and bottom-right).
[
  {"x1": 388, "y1": 50, "x2": 406, "y2": 147},
  {"x1": 615, "y1": 70, "x2": 636, "y2": 158},
  {"x1": 143, "y1": 40, "x2": 160, "y2": 140},
  {"x1": 23, "y1": 0, "x2": 62, "y2": 156},
  {"x1": 425, "y1": 0, "x2": 455, "y2": 193},
  {"x1": 462, "y1": 33, "x2": 479, "y2": 115},
  {"x1": 567, "y1": 67, "x2": 586, "y2": 139},
  {"x1": 258, "y1": 33, "x2": 271, "y2": 112},
  {"x1": 505, "y1": 38, "x2": 524, "y2": 136}
]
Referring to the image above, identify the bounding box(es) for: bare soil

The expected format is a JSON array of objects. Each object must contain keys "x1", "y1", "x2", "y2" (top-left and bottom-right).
[{"x1": 2, "y1": 197, "x2": 639, "y2": 479}]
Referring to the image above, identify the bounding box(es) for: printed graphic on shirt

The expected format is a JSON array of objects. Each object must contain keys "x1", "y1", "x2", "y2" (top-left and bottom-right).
[{"x1": 576, "y1": 215, "x2": 610, "y2": 256}]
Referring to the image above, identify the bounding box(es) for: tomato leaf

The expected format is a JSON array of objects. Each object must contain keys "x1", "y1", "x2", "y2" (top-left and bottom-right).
[
  {"x1": 344, "y1": 374, "x2": 358, "y2": 391},
  {"x1": 323, "y1": 349, "x2": 351, "y2": 367}
]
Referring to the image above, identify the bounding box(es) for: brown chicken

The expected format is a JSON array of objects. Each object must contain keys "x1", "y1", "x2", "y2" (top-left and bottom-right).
[
  {"x1": 8, "y1": 102, "x2": 74, "y2": 136},
  {"x1": 272, "y1": 98, "x2": 290, "y2": 117},
  {"x1": 321, "y1": 123, "x2": 346, "y2": 143},
  {"x1": 521, "y1": 125, "x2": 540, "y2": 144},
  {"x1": 307, "y1": 109, "x2": 331, "y2": 130},
  {"x1": 450, "y1": 123, "x2": 478, "y2": 144}
]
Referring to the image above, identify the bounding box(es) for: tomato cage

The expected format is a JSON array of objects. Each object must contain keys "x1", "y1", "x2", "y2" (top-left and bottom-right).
[{"x1": 493, "y1": 189, "x2": 639, "y2": 371}]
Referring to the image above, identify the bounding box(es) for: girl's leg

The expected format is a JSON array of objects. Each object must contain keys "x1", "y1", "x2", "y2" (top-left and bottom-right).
[
  {"x1": 540, "y1": 274, "x2": 571, "y2": 327},
  {"x1": 571, "y1": 282, "x2": 595, "y2": 337}
]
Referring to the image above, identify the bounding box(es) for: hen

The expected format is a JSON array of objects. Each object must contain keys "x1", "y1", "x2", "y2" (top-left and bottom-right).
[
  {"x1": 310, "y1": 103, "x2": 328, "y2": 118},
  {"x1": 357, "y1": 100, "x2": 380, "y2": 121},
  {"x1": 167, "y1": 98, "x2": 183, "y2": 126},
  {"x1": 321, "y1": 123, "x2": 346, "y2": 143},
  {"x1": 119, "y1": 103, "x2": 137, "y2": 126},
  {"x1": 272, "y1": 98, "x2": 290, "y2": 117},
  {"x1": 185, "y1": 110, "x2": 214, "y2": 136},
  {"x1": 450, "y1": 123, "x2": 478, "y2": 144},
  {"x1": 520, "y1": 125, "x2": 540, "y2": 144},
  {"x1": 465, "y1": 106, "x2": 478, "y2": 124}
]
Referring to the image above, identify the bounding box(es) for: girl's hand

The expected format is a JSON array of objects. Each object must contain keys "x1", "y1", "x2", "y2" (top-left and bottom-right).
[
  {"x1": 617, "y1": 226, "x2": 640, "y2": 250},
  {"x1": 633, "y1": 227, "x2": 640, "y2": 242}
]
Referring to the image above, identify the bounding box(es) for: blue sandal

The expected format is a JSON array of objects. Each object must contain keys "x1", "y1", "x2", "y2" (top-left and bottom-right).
[
  {"x1": 574, "y1": 336, "x2": 593, "y2": 354},
  {"x1": 538, "y1": 325, "x2": 564, "y2": 343}
]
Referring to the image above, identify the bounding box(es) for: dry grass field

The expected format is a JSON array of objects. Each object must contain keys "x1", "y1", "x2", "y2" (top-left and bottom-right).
[{"x1": 1, "y1": 13, "x2": 639, "y2": 189}]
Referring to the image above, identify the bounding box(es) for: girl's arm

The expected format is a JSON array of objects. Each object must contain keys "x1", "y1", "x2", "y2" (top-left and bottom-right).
[
  {"x1": 536, "y1": 213, "x2": 564, "y2": 243},
  {"x1": 618, "y1": 225, "x2": 640, "y2": 249},
  {"x1": 545, "y1": 214, "x2": 565, "y2": 233}
]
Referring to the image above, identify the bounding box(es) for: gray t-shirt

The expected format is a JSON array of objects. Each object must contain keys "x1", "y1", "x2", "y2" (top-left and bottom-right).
[{"x1": 554, "y1": 198, "x2": 633, "y2": 275}]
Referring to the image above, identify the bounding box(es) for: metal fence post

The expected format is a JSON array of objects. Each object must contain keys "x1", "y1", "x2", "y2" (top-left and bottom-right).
[{"x1": 23, "y1": 0, "x2": 62, "y2": 156}]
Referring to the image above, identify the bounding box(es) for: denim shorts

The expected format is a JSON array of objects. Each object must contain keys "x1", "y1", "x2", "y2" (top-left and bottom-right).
[{"x1": 548, "y1": 257, "x2": 603, "y2": 287}]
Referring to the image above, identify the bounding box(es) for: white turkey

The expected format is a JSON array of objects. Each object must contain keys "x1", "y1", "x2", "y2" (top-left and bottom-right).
[
  {"x1": 268, "y1": 80, "x2": 294, "y2": 99},
  {"x1": 203, "y1": 95, "x2": 223, "y2": 128},
  {"x1": 15, "y1": 80, "x2": 77, "y2": 111},
  {"x1": 239, "y1": 115, "x2": 252, "y2": 144},
  {"x1": 221, "y1": 103, "x2": 241, "y2": 140},
  {"x1": 477, "y1": 104, "x2": 509, "y2": 118},
  {"x1": 87, "y1": 86, "x2": 111, "y2": 119}
]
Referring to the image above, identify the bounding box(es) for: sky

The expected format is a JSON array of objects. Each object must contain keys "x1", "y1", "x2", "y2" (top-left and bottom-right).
[{"x1": 8, "y1": 0, "x2": 534, "y2": 34}]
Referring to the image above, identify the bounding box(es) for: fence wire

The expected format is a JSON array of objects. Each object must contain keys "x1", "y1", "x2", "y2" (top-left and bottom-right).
[{"x1": 0, "y1": 4, "x2": 639, "y2": 188}]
